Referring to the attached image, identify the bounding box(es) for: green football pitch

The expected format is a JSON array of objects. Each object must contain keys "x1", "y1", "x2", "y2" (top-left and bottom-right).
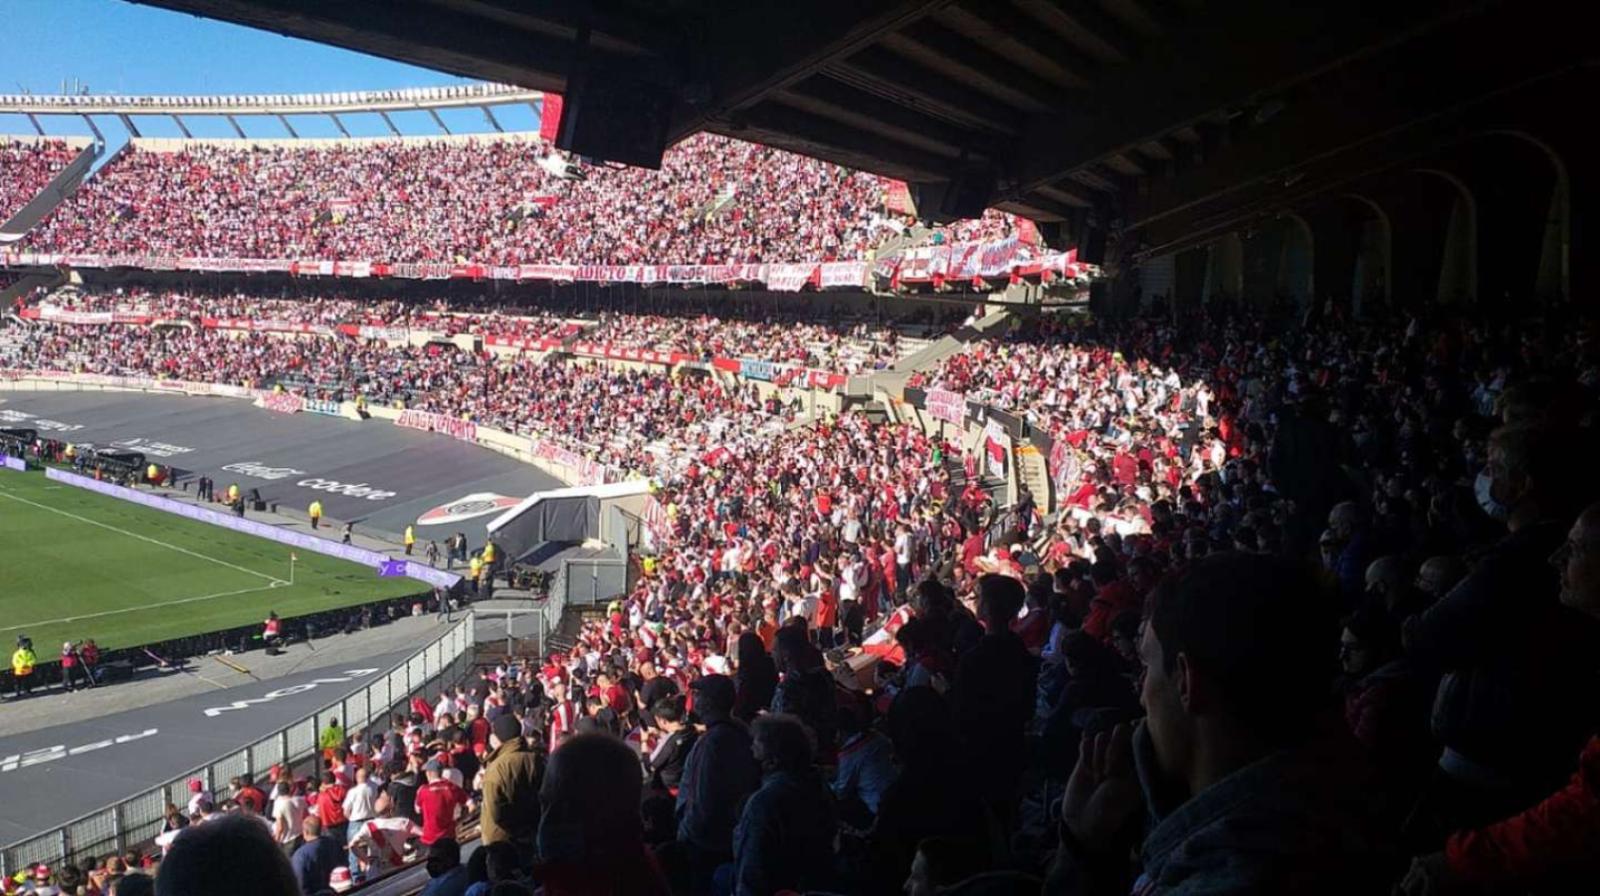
[{"x1": 0, "y1": 469, "x2": 424, "y2": 653}]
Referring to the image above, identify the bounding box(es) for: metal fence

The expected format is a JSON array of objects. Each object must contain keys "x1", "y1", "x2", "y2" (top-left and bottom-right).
[
  {"x1": 560, "y1": 557, "x2": 630, "y2": 609},
  {"x1": 0, "y1": 616, "x2": 476, "y2": 877}
]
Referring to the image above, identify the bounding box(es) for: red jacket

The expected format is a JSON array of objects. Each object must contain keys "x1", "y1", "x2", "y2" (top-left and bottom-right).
[
  {"x1": 1083, "y1": 579, "x2": 1139, "y2": 642},
  {"x1": 315, "y1": 784, "x2": 348, "y2": 827},
  {"x1": 1446, "y1": 735, "x2": 1600, "y2": 884}
]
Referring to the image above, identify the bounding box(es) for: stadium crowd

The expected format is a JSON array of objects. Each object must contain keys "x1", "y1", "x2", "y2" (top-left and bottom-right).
[
  {"x1": 6, "y1": 318, "x2": 790, "y2": 473},
  {"x1": 9, "y1": 287, "x2": 1600, "y2": 896},
  {"x1": 21, "y1": 134, "x2": 903, "y2": 266},
  {"x1": 11, "y1": 287, "x2": 929, "y2": 374},
  {"x1": 0, "y1": 139, "x2": 78, "y2": 223}
]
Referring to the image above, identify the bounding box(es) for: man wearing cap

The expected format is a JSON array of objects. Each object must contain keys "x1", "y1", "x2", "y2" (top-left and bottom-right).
[
  {"x1": 676, "y1": 674, "x2": 760, "y2": 893},
  {"x1": 184, "y1": 778, "x2": 212, "y2": 817},
  {"x1": 414, "y1": 760, "x2": 470, "y2": 847},
  {"x1": 480, "y1": 712, "x2": 543, "y2": 854}
]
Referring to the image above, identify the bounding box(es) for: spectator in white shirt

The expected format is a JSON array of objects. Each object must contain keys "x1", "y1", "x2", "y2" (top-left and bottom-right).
[{"x1": 270, "y1": 781, "x2": 306, "y2": 855}]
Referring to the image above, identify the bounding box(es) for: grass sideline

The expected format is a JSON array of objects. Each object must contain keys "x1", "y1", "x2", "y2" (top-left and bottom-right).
[{"x1": 0, "y1": 468, "x2": 422, "y2": 652}]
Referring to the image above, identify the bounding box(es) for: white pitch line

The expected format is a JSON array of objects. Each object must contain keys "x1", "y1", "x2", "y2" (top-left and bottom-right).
[
  {"x1": 0, "y1": 582, "x2": 286, "y2": 633},
  {"x1": 0, "y1": 488, "x2": 289, "y2": 585}
]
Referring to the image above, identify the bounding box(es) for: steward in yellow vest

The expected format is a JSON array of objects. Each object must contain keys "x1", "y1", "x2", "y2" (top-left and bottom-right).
[{"x1": 11, "y1": 643, "x2": 37, "y2": 696}]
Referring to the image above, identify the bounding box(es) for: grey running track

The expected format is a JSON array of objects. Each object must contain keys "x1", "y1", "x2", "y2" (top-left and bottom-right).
[
  {"x1": 0, "y1": 649, "x2": 415, "y2": 845},
  {"x1": 0, "y1": 392, "x2": 561, "y2": 535}
]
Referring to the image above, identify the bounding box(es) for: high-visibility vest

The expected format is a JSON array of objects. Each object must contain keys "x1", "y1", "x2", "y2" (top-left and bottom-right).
[
  {"x1": 470, "y1": 557, "x2": 482, "y2": 577},
  {"x1": 147, "y1": 464, "x2": 160, "y2": 482},
  {"x1": 229, "y1": 484, "x2": 240, "y2": 501},
  {"x1": 11, "y1": 649, "x2": 35, "y2": 677},
  {"x1": 482, "y1": 542, "x2": 495, "y2": 563},
  {"x1": 405, "y1": 526, "x2": 416, "y2": 545},
  {"x1": 309, "y1": 501, "x2": 323, "y2": 519}
]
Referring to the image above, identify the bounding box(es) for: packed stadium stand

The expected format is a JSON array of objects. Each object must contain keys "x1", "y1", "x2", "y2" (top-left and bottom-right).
[
  {"x1": 22, "y1": 133, "x2": 891, "y2": 265},
  {"x1": 0, "y1": 138, "x2": 83, "y2": 224},
  {"x1": 4, "y1": 0, "x2": 1600, "y2": 894}
]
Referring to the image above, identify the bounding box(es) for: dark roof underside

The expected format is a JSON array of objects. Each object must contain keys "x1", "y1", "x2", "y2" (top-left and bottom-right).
[{"x1": 130, "y1": 0, "x2": 1596, "y2": 256}]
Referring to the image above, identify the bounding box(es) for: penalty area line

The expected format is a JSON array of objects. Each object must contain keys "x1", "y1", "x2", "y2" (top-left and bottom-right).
[
  {"x1": 0, "y1": 488, "x2": 286, "y2": 584},
  {"x1": 0, "y1": 583, "x2": 285, "y2": 634}
]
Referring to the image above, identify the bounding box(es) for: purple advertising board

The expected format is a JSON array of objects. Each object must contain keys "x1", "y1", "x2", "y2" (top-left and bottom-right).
[
  {"x1": 1, "y1": 455, "x2": 25, "y2": 472},
  {"x1": 45, "y1": 467, "x2": 461, "y2": 588}
]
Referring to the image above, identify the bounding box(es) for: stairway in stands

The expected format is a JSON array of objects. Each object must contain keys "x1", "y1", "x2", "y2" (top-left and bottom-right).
[{"x1": 944, "y1": 449, "x2": 1009, "y2": 508}]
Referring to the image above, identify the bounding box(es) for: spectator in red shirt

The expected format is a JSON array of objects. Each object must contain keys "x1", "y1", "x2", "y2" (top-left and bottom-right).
[
  {"x1": 313, "y1": 773, "x2": 349, "y2": 852},
  {"x1": 1082, "y1": 560, "x2": 1140, "y2": 642},
  {"x1": 231, "y1": 775, "x2": 268, "y2": 815},
  {"x1": 414, "y1": 760, "x2": 470, "y2": 846}
]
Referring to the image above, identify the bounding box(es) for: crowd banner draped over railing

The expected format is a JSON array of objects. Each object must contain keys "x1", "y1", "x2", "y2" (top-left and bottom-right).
[
  {"x1": 0, "y1": 236, "x2": 1089, "y2": 291},
  {"x1": 527, "y1": 437, "x2": 610, "y2": 486},
  {"x1": 395, "y1": 409, "x2": 478, "y2": 443},
  {"x1": 258, "y1": 392, "x2": 304, "y2": 415},
  {"x1": 924, "y1": 388, "x2": 968, "y2": 425},
  {"x1": 874, "y1": 244, "x2": 1091, "y2": 287}
]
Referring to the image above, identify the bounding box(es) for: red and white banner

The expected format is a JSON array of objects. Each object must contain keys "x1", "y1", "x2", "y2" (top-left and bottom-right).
[
  {"x1": 1048, "y1": 437, "x2": 1082, "y2": 490},
  {"x1": 817, "y1": 261, "x2": 867, "y2": 290},
  {"x1": 528, "y1": 437, "x2": 612, "y2": 485},
  {"x1": 925, "y1": 388, "x2": 967, "y2": 425},
  {"x1": 202, "y1": 317, "x2": 330, "y2": 336},
  {"x1": 764, "y1": 263, "x2": 818, "y2": 293},
  {"x1": 484, "y1": 334, "x2": 564, "y2": 352},
  {"x1": 259, "y1": 392, "x2": 304, "y2": 415},
  {"x1": 395, "y1": 409, "x2": 477, "y2": 442},
  {"x1": 983, "y1": 419, "x2": 1009, "y2": 479},
  {"x1": 0, "y1": 238, "x2": 1095, "y2": 293},
  {"x1": 641, "y1": 494, "x2": 671, "y2": 551}
]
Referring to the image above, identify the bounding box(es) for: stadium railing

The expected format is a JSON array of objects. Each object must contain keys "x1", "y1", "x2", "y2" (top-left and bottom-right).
[{"x1": 0, "y1": 615, "x2": 476, "y2": 877}]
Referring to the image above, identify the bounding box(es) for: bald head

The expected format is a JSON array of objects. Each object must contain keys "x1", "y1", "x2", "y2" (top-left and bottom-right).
[
  {"x1": 1554, "y1": 502, "x2": 1600, "y2": 618},
  {"x1": 1364, "y1": 556, "x2": 1408, "y2": 598},
  {"x1": 1415, "y1": 556, "x2": 1467, "y2": 600},
  {"x1": 1328, "y1": 502, "x2": 1365, "y2": 538}
]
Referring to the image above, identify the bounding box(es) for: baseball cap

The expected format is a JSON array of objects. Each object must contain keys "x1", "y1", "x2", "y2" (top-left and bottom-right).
[
  {"x1": 423, "y1": 759, "x2": 443, "y2": 773},
  {"x1": 187, "y1": 778, "x2": 203, "y2": 793}
]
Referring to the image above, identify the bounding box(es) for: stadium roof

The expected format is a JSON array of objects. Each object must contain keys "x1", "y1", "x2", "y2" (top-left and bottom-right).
[
  {"x1": 126, "y1": 0, "x2": 1594, "y2": 255},
  {"x1": 0, "y1": 83, "x2": 543, "y2": 139}
]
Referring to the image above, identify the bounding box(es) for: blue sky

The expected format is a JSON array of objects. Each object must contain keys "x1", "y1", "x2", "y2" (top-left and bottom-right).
[{"x1": 0, "y1": 0, "x2": 539, "y2": 139}]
